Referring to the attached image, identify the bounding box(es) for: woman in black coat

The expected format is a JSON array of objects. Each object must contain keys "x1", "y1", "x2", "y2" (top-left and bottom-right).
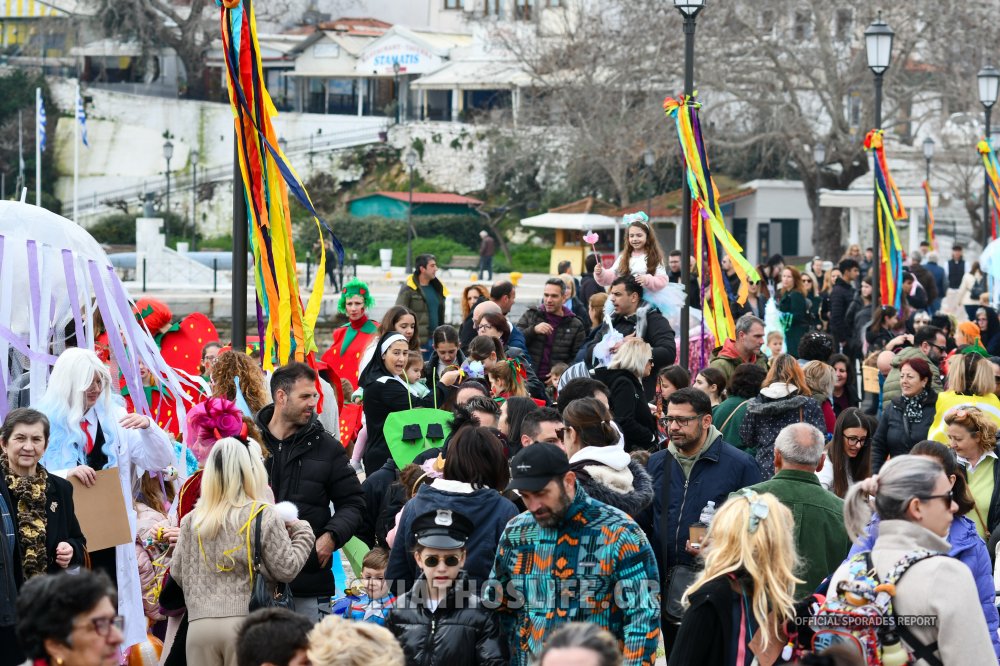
[
  {"x1": 360, "y1": 332, "x2": 456, "y2": 475},
  {"x1": 591, "y1": 338, "x2": 658, "y2": 452},
  {"x1": 0, "y1": 408, "x2": 86, "y2": 578},
  {"x1": 871, "y1": 357, "x2": 937, "y2": 473}
]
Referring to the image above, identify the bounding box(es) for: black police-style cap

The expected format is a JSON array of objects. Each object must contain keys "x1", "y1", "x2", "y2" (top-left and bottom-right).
[
  {"x1": 412, "y1": 509, "x2": 474, "y2": 550},
  {"x1": 505, "y1": 442, "x2": 570, "y2": 493}
]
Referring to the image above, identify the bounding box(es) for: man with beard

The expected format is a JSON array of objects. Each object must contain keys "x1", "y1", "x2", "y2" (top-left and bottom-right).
[
  {"x1": 640, "y1": 388, "x2": 761, "y2": 648},
  {"x1": 257, "y1": 362, "x2": 365, "y2": 621},
  {"x1": 490, "y1": 443, "x2": 660, "y2": 666}
]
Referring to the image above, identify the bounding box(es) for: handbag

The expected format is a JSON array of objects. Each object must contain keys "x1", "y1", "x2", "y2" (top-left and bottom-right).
[
  {"x1": 660, "y1": 452, "x2": 701, "y2": 624},
  {"x1": 248, "y1": 509, "x2": 295, "y2": 612}
]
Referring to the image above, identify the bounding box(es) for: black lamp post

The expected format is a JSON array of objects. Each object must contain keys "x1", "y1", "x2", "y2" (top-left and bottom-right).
[
  {"x1": 673, "y1": 0, "x2": 705, "y2": 370},
  {"x1": 923, "y1": 137, "x2": 934, "y2": 244},
  {"x1": 190, "y1": 150, "x2": 198, "y2": 249},
  {"x1": 865, "y1": 12, "x2": 894, "y2": 313},
  {"x1": 979, "y1": 65, "x2": 1000, "y2": 247},
  {"x1": 163, "y1": 139, "x2": 174, "y2": 240},
  {"x1": 405, "y1": 149, "x2": 417, "y2": 273},
  {"x1": 393, "y1": 61, "x2": 401, "y2": 125}
]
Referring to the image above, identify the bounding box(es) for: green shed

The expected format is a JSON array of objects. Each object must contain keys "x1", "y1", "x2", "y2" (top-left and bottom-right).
[{"x1": 348, "y1": 191, "x2": 484, "y2": 219}]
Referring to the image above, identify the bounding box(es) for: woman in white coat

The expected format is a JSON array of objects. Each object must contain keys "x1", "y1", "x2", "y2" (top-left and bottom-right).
[{"x1": 35, "y1": 347, "x2": 174, "y2": 649}]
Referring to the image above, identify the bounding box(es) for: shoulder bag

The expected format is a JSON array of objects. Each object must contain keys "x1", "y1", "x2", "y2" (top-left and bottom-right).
[
  {"x1": 248, "y1": 508, "x2": 295, "y2": 612},
  {"x1": 661, "y1": 453, "x2": 701, "y2": 624}
]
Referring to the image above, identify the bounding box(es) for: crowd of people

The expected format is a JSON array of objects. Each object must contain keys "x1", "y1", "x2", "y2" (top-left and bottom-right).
[{"x1": 5, "y1": 227, "x2": 1000, "y2": 666}]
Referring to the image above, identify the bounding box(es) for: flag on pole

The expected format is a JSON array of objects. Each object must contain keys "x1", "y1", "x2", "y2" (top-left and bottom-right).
[
  {"x1": 37, "y1": 94, "x2": 46, "y2": 153},
  {"x1": 76, "y1": 91, "x2": 88, "y2": 147},
  {"x1": 17, "y1": 110, "x2": 24, "y2": 185}
]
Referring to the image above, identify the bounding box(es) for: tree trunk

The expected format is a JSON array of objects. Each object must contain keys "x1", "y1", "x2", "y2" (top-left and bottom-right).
[{"x1": 177, "y1": 49, "x2": 209, "y2": 100}]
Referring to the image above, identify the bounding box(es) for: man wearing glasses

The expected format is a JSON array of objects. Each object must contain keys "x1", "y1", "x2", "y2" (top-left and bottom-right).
[
  {"x1": 640, "y1": 388, "x2": 760, "y2": 648},
  {"x1": 882, "y1": 325, "x2": 946, "y2": 403}
]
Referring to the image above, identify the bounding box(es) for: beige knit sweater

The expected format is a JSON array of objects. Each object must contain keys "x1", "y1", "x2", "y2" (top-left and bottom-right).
[{"x1": 171, "y1": 502, "x2": 315, "y2": 620}]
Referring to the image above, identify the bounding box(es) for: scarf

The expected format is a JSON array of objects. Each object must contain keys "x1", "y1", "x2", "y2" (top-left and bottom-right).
[
  {"x1": 902, "y1": 388, "x2": 928, "y2": 423},
  {"x1": 0, "y1": 455, "x2": 48, "y2": 578}
]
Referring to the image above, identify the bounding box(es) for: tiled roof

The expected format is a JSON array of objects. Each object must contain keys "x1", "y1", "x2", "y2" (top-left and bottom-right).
[{"x1": 357, "y1": 191, "x2": 484, "y2": 205}]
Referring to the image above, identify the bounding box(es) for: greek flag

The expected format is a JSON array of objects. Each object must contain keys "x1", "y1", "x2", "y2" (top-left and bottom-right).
[
  {"x1": 76, "y1": 91, "x2": 88, "y2": 147},
  {"x1": 37, "y1": 95, "x2": 46, "y2": 152}
]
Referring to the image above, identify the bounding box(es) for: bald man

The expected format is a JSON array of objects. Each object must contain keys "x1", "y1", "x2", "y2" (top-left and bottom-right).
[{"x1": 473, "y1": 300, "x2": 527, "y2": 352}]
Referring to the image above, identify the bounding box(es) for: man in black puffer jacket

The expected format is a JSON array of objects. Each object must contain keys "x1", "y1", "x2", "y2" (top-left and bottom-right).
[
  {"x1": 257, "y1": 362, "x2": 365, "y2": 621},
  {"x1": 517, "y1": 278, "x2": 586, "y2": 382},
  {"x1": 829, "y1": 259, "x2": 859, "y2": 349}
]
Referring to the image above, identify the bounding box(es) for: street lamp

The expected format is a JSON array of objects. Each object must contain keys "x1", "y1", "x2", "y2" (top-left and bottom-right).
[
  {"x1": 393, "y1": 60, "x2": 401, "y2": 125},
  {"x1": 979, "y1": 65, "x2": 1000, "y2": 247},
  {"x1": 190, "y1": 150, "x2": 199, "y2": 249},
  {"x1": 865, "y1": 12, "x2": 894, "y2": 313},
  {"x1": 813, "y1": 142, "x2": 826, "y2": 166},
  {"x1": 673, "y1": 0, "x2": 706, "y2": 370},
  {"x1": 163, "y1": 139, "x2": 174, "y2": 241},
  {"x1": 405, "y1": 149, "x2": 417, "y2": 274}
]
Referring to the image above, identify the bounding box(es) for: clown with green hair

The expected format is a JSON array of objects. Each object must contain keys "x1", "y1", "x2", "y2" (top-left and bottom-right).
[{"x1": 321, "y1": 278, "x2": 379, "y2": 392}]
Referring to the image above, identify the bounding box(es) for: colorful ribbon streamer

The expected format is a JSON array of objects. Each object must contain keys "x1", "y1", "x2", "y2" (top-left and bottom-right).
[
  {"x1": 663, "y1": 94, "x2": 760, "y2": 344},
  {"x1": 922, "y1": 181, "x2": 937, "y2": 251},
  {"x1": 219, "y1": 0, "x2": 343, "y2": 370},
  {"x1": 864, "y1": 130, "x2": 906, "y2": 308},
  {"x1": 978, "y1": 139, "x2": 1000, "y2": 241}
]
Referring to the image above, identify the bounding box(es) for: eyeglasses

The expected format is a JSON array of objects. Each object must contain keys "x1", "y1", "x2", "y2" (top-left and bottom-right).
[
  {"x1": 918, "y1": 491, "x2": 954, "y2": 505},
  {"x1": 554, "y1": 426, "x2": 570, "y2": 441},
  {"x1": 422, "y1": 555, "x2": 461, "y2": 568},
  {"x1": 660, "y1": 415, "x2": 701, "y2": 426},
  {"x1": 476, "y1": 323, "x2": 494, "y2": 332},
  {"x1": 844, "y1": 435, "x2": 867, "y2": 447},
  {"x1": 74, "y1": 615, "x2": 125, "y2": 638},
  {"x1": 927, "y1": 343, "x2": 946, "y2": 352}
]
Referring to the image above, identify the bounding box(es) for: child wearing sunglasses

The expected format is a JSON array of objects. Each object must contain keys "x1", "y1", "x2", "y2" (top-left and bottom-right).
[{"x1": 386, "y1": 508, "x2": 505, "y2": 665}]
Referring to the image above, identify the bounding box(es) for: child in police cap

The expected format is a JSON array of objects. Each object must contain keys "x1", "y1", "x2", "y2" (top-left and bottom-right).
[{"x1": 386, "y1": 508, "x2": 505, "y2": 666}]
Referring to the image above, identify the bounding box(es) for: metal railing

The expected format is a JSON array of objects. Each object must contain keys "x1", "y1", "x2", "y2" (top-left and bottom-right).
[{"x1": 75, "y1": 125, "x2": 385, "y2": 221}]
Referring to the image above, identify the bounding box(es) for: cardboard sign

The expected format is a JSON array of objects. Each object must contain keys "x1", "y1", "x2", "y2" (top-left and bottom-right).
[
  {"x1": 69, "y1": 468, "x2": 132, "y2": 551},
  {"x1": 862, "y1": 366, "x2": 881, "y2": 394}
]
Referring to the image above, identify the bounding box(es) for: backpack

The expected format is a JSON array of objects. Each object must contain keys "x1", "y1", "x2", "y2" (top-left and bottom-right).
[{"x1": 803, "y1": 550, "x2": 943, "y2": 666}]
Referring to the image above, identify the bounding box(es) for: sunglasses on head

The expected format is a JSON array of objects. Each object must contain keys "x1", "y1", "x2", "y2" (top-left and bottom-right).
[{"x1": 423, "y1": 554, "x2": 461, "y2": 568}]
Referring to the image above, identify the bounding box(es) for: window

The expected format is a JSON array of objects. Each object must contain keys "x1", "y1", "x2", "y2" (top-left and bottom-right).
[
  {"x1": 444, "y1": 0, "x2": 460, "y2": 8},
  {"x1": 733, "y1": 219, "x2": 747, "y2": 255},
  {"x1": 847, "y1": 92, "x2": 862, "y2": 134},
  {"x1": 793, "y1": 11, "x2": 812, "y2": 41},
  {"x1": 774, "y1": 219, "x2": 799, "y2": 256},
  {"x1": 835, "y1": 9, "x2": 852, "y2": 41},
  {"x1": 484, "y1": 0, "x2": 502, "y2": 17},
  {"x1": 515, "y1": 0, "x2": 533, "y2": 21}
]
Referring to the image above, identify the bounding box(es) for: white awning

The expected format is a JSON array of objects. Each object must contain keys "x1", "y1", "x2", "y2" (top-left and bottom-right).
[
  {"x1": 819, "y1": 188, "x2": 936, "y2": 209},
  {"x1": 519, "y1": 212, "x2": 620, "y2": 230},
  {"x1": 411, "y1": 60, "x2": 532, "y2": 90}
]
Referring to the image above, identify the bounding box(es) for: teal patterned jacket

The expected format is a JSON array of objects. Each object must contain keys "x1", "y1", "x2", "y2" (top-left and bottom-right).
[{"x1": 488, "y1": 483, "x2": 661, "y2": 666}]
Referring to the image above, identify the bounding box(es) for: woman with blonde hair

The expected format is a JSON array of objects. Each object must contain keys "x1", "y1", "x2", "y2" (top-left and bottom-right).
[
  {"x1": 802, "y1": 360, "x2": 837, "y2": 432},
  {"x1": 210, "y1": 350, "x2": 270, "y2": 416},
  {"x1": 307, "y1": 614, "x2": 404, "y2": 666},
  {"x1": 592, "y1": 338, "x2": 658, "y2": 452},
  {"x1": 927, "y1": 353, "x2": 1000, "y2": 443},
  {"x1": 829, "y1": 455, "x2": 996, "y2": 664},
  {"x1": 738, "y1": 354, "x2": 826, "y2": 478},
  {"x1": 670, "y1": 491, "x2": 800, "y2": 665},
  {"x1": 170, "y1": 438, "x2": 315, "y2": 665},
  {"x1": 945, "y1": 407, "x2": 1000, "y2": 539}
]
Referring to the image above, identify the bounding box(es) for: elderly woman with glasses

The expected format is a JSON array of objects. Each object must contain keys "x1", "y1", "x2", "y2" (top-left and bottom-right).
[
  {"x1": 16, "y1": 570, "x2": 125, "y2": 666},
  {"x1": 830, "y1": 455, "x2": 996, "y2": 664}
]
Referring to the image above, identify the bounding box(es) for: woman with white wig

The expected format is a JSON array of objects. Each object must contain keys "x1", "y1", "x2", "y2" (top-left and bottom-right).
[{"x1": 34, "y1": 347, "x2": 174, "y2": 649}]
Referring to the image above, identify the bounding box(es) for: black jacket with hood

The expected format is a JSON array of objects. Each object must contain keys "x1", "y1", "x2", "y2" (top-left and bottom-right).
[
  {"x1": 257, "y1": 404, "x2": 365, "y2": 597},
  {"x1": 591, "y1": 367, "x2": 658, "y2": 452},
  {"x1": 385, "y1": 480, "x2": 519, "y2": 590},
  {"x1": 360, "y1": 332, "x2": 450, "y2": 475},
  {"x1": 586, "y1": 303, "x2": 677, "y2": 400},
  {"x1": 387, "y1": 573, "x2": 506, "y2": 666}
]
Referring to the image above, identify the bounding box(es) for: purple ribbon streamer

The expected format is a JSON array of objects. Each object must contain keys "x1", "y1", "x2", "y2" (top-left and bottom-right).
[
  {"x1": 62, "y1": 250, "x2": 85, "y2": 351},
  {"x1": 0, "y1": 323, "x2": 58, "y2": 366},
  {"x1": 26, "y1": 241, "x2": 42, "y2": 341}
]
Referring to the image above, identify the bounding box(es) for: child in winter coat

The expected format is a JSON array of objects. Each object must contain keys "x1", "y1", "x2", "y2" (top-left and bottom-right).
[
  {"x1": 134, "y1": 469, "x2": 178, "y2": 623},
  {"x1": 386, "y1": 509, "x2": 505, "y2": 666},
  {"x1": 333, "y1": 548, "x2": 397, "y2": 626}
]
